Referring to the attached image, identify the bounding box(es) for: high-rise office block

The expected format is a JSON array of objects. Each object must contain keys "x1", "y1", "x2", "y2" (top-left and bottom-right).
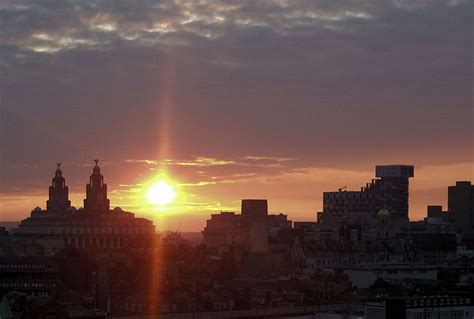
[
  {"x1": 448, "y1": 181, "x2": 474, "y2": 238},
  {"x1": 241, "y1": 199, "x2": 268, "y2": 252}
]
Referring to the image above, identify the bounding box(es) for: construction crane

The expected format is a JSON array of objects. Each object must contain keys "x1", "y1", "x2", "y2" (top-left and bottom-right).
[{"x1": 176, "y1": 222, "x2": 182, "y2": 233}]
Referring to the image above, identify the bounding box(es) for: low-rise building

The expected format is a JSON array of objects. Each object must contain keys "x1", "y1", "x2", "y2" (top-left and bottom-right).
[
  {"x1": 202, "y1": 203, "x2": 292, "y2": 254},
  {"x1": 202, "y1": 212, "x2": 242, "y2": 253}
]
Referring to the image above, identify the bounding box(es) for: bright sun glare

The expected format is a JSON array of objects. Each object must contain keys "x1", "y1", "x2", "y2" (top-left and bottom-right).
[{"x1": 146, "y1": 181, "x2": 176, "y2": 206}]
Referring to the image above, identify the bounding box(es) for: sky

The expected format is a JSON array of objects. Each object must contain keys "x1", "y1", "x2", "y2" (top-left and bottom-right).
[{"x1": 0, "y1": 0, "x2": 472, "y2": 231}]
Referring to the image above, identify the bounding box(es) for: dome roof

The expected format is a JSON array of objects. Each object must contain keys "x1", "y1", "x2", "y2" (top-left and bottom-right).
[
  {"x1": 67, "y1": 206, "x2": 77, "y2": 213},
  {"x1": 31, "y1": 207, "x2": 43, "y2": 217},
  {"x1": 377, "y1": 208, "x2": 390, "y2": 216}
]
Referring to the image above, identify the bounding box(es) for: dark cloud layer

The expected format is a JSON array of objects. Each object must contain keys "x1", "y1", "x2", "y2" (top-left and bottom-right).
[{"x1": 0, "y1": 0, "x2": 472, "y2": 225}]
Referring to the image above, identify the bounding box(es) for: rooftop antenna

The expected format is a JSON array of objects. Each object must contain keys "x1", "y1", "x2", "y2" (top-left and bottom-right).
[
  {"x1": 56, "y1": 162, "x2": 62, "y2": 169},
  {"x1": 93, "y1": 159, "x2": 99, "y2": 165}
]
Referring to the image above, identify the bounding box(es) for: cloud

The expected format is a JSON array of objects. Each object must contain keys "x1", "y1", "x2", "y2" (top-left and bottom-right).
[{"x1": 0, "y1": 0, "x2": 472, "y2": 229}]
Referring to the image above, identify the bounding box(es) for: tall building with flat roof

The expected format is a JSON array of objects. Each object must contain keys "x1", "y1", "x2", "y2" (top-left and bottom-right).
[
  {"x1": 202, "y1": 208, "x2": 291, "y2": 254},
  {"x1": 202, "y1": 212, "x2": 242, "y2": 253},
  {"x1": 449, "y1": 181, "x2": 474, "y2": 240},
  {"x1": 241, "y1": 199, "x2": 269, "y2": 252}
]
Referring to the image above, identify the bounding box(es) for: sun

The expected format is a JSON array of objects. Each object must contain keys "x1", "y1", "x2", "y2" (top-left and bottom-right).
[{"x1": 146, "y1": 181, "x2": 176, "y2": 205}]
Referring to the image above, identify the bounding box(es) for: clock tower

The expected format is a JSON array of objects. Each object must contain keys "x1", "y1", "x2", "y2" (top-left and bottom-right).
[
  {"x1": 46, "y1": 163, "x2": 71, "y2": 213},
  {"x1": 84, "y1": 160, "x2": 110, "y2": 213}
]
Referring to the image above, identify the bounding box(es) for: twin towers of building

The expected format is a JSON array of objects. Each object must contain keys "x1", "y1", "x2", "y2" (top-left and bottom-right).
[{"x1": 46, "y1": 160, "x2": 110, "y2": 214}]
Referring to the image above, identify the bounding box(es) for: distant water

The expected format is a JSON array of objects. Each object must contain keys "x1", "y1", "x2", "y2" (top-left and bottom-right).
[
  {"x1": 0, "y1": 221, "x2": 19, "y2": 230},
  {"x1": 159, "y1": 232, "x2": 203, "y2": 245},
  {"x1": 178, "y1": 232, "x2": 203, "y2": 243}
]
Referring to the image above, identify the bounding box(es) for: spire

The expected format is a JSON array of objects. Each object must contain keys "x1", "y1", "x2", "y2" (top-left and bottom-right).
[
  {"x1": 93, "y1": 159, "x2": 100, "y2": 174},
  {"x1": 46, "y1": 162, "x2": 71, "y2": 213},
  {"x1": 84, "y1": 159, "x2": 110, "y2": 213}
]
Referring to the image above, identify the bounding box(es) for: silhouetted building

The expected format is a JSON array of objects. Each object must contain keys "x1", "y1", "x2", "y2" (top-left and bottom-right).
[
  {"x1": 293, "y1": 222, "x2": 316, "y2": 241},
  {"x1": 84, "y1": 159, "x2": 110, "y2": 213},
  {"x1": 319, "y1": 165, "x2": 414, "y2": 227},
  {"x1": 366, "y1": 295, "x2": 474, "y2": 319},
  {"x1": 449, "y1": 181, "x2": 474, "y2": 239},
  {"x1": 0, "y1": 256, "x2": 61, "y2": 298},
  {"x1": 203, "y1": 203, "x2": 293, "y2": 254},
  {"x1": 426, "y1": 205, "x2": 448, "y2": 219},
  {"x1": 202, "y1": 212, "x2": 242, "y2": 253},
  {"x1": 241, "y1": 199, "x2": 269, "y2": 253},
  {"x1": 397, "y1": 221, "x2": 457, "y2": 264},
  {"x1": 46, "y1": 163, "x2": 71, "y2": 213},
  {"x1": 12, "y1": 161, "x2": 155, "y2": 256},
  {"x1": 268, "y1": 213, "x2": 292, "y2": 230}
]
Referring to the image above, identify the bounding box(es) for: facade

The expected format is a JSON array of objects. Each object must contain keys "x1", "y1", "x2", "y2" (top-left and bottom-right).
[
  {"x1": 202, "y1": 212, "x2": 242, "y2": 253},
  {"x1": 268, "y1": 214, "x2": 292, "y2": 232},
  {"x1": 343, "y1": 266, "x2": 438, "y2": 289},
  {"x1": 319, "y1": 165, "x2": 414, "y2": 229},
  {"x1": 241, "y1": 199, "x2": 269, "y2": 253},
  {"x1": 12, "y1": 161, "x2": 155, "y2": 256},
  {"x1": 397, "y1": 221, "x2": 457, "y2": 264},
  {"x1": 0, "y1": 256, "x2": 61, "y2": 297},
  {"x1": 306, "y1": 252, "x2": 405, "y2": 274},
  {"x1": 366, "y1": 295, "x2": 474, "y2": 319},
  {"x1": 203, "y1": 201, "x2": 292, "y2": 254},
  {"x1": 293, "y1": 222, "x2": 317, "y2": 241}
]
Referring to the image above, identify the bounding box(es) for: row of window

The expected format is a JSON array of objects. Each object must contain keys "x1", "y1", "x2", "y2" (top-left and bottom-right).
[
  {"x1": 24, "y1": 220, "x2": 149, "y2": 227},
  {"x1": 407, "y1": 298, "x2": 471, "y2": 308},
  {"x1": 408, "y1": 309, "x2": 468, "y2": 319},
  {"x1": 0, "y1": 282, "x2": 56, "y2": 288},
  {"x1": 18, "y1": 226, "x2": 152, "y2": 235},
  {"x1": 0, "y1": 264, "x2": 49, "y2": 269},
  {"x1": 66, "y1": 237, "x2": 125, "y2": 248}
]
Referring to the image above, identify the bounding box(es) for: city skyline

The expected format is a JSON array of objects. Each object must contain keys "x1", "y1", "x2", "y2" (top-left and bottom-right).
[
  {"x1": 1, "y1": 1, "x2": 473, "y2": 317},
  {"x1": 1, "y1": 160, "x2": 471, "y2": 231},
  {"x1": 1, "y1": 0, "x2": 472, "y2": 231}
]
